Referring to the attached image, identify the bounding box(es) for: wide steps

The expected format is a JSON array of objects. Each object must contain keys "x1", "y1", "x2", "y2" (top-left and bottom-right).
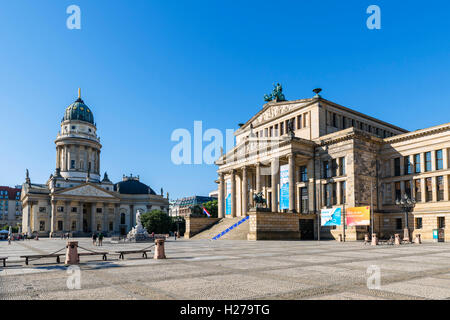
[{"x1": 191, "y1": 217, "x2": 248, "y2": 240}]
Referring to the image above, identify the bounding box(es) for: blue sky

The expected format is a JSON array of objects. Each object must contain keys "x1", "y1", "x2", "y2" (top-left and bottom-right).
[{"x1": 0, "y1": 0, "x2": 449, "y2": 199}]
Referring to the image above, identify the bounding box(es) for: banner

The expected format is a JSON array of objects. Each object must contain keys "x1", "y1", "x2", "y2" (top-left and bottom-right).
[
  {"x1": 321, "y1": 208, "x2": 342, "y2": 226},
  {"x1": 346, "y1": 206, "x2": 370, "y2": 226},
  {"x1": 279, "y1": 164, "x2": 289, "y2": 210},
  {"x1": 225, "y1": 179, "x2": 231, "y2": 215}
]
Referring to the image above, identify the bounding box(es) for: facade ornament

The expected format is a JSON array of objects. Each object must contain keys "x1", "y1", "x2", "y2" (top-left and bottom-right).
[
  {"x1": 264, "y1": 83, "x2": 286, "y2": 102},
  {"x1": 25, "y1": 169, "x2": 31, "y2": 185}
]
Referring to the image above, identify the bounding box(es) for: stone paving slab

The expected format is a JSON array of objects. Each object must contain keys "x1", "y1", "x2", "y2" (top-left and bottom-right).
[{"x1": 1, "y1": 239, "x2": 450, "y2": 300}]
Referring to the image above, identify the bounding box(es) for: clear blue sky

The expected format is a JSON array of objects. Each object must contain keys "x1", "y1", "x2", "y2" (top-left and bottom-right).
[{"x1": 0, "y1": 0, "x2": 449, "y2": 199}]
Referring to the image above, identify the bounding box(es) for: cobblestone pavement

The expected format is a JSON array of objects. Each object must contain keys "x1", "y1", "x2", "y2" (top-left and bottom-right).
[{"x1": 1, "y1": 239, "x2": 450, "y2": 300}]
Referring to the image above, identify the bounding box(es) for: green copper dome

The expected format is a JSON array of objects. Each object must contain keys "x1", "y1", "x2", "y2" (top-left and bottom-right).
[{"x1": 62, "y1": 97, "x2": 94, "y2": 124}]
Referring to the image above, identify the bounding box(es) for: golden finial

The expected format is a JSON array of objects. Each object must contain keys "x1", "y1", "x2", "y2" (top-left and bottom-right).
[{"x1": 78, "y1": 88, "x2": 81, "y2": 99}]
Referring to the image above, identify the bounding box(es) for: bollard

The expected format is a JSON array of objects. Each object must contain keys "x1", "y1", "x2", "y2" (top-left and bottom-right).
[
  {"x1": 415, "y1": 234, "x2": 422, "y2": 244},
  {"x1": 395, "y1": 234, "x2": 401, "y2": 245},
  {"x1": 364, "y1": 234, "x2": 370, "y2": 245},
  {"x1": 65, "y1": 241, "x2": 79, "y2": 265},
  {"x1": 338, "y1": 234, "x2": 343, "y2": 242},
  {"x1": 154, "y1": 239, "x2": 166, "y2": 259},
  {"x1": 371, "y1": 233, "x2": 378, "y2": 246}
]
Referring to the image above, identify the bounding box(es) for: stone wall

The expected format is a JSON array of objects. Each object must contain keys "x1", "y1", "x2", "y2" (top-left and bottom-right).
[
  {"x1": 185, "y1": 217, "x2": 221, "y2": 239},
  {"x1": 248, "y1": 211, "x2": 304, "y2": 240}
]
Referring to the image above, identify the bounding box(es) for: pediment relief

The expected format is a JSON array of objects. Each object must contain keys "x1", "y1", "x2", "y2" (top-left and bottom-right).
[
  {"x1": 253, "y1": 102, "x2": 307, "y2": 127},
  {"x1": 57, "y1": 184, "x2": 116, "y2": 198}
]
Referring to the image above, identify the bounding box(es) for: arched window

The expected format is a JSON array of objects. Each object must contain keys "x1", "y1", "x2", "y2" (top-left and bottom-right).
[{"x1": 120, "y1": 213, "x2": 126, "y2": 225}]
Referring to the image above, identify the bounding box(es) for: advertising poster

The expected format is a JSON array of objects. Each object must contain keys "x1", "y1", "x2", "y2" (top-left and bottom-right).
[
  {"x1": 279, "y1": 164, "x2": 289, "y2": 210},
  {"x1": 321, "y1": 208, "x2": 342, "y2": 226},
  {"x1": 225, "y1": 179, "x2": 231, "y2": 215},
  {"x1": 346, "y1": 206, "x2": 370, "y2": 226}
]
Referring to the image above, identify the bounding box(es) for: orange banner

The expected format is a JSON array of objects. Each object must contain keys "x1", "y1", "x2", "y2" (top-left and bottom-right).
[{"x1": 346, "y1": 206, "x2": 370, "y2": 226}]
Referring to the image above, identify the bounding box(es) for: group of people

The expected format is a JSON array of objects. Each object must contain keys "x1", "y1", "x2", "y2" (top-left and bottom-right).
[{"x1": 92, "y1": 232, "x2": 104, "y2": 246}]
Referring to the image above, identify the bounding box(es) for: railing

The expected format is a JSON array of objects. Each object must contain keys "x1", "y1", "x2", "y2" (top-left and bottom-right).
[{"x1": 212, "y1": 216, "x2": 249, "y2": 240}]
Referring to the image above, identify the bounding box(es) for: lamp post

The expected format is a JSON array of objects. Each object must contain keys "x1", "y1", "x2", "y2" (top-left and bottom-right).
[{"x1": 395, "y1": 194, "x2": 416, "y2": 242}]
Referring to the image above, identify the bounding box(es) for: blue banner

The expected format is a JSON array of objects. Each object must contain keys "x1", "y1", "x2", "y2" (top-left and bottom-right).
[
  {"x1": 321, "y1": 208, "x2": 342, "y2": 226},
  {"x1": 279, "y1": 164, "x2": 289, "y2": 210},
  {"x1": 225, "y1": 179, "x2": 231, "y2": 215}
]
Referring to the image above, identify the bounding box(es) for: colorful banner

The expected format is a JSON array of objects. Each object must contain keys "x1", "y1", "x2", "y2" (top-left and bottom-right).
[
  {"x1": 321, "y1": 208, "x2": 342, "y2": 226},
  {"x1": 279, "y1": 164, "x2": 289, "y2": 210},
  {"x1": 346, "y1": 206, "x2": 370, "y2": 226},
  {"x1": 225, "y1": 179, "x2": 231, "y2": 215}
]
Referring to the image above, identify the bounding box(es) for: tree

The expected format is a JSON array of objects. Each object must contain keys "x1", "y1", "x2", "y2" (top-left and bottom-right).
[
  {"x1": 189, "y1": 200, "x2": 218, "y2": 218},
  {"x1": 140, "y1": 210, "x2": 173, "y2": 234},
  {"x1": 203, "y1": 200, "x2": 218, "y2": 218}
]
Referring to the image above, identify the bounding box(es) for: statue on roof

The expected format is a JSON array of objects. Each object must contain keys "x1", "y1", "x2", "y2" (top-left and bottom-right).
[{"x1": 264, "y1": 83, "x2": 286, "y2": 102}]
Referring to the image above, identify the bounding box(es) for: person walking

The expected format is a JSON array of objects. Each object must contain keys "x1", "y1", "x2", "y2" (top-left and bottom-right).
[
  {"x1": 174, "y1": 231, "x2": 177, "y2": 241},
  {"x1": 92, "y1": 233, "x2": 97, "y2": 246},
  {"x1": 98, "y1": 233, "x2": 103, "y2": 246},
  {"x1": 7, "y1": 235, "x2": 11, "y2": 245}
]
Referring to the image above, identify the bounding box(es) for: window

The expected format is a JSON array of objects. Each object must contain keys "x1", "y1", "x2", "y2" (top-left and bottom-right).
[
  {"x1": 97, "y1": 224, "x2": 101, "y2": 231},
  {"x1": 436, "y1": 150, "x2": 444, "y2": 170},
  {"x1": 274, "y1": 124, "x2": 279, "y2": 137},
  {"x1": 332, "y1": 183, "x2": 337, "y2": 205},
  {"x1": 339, "y1": 157, "x2": 346, "y2": 175},
  {"x1": 416, "y1": 218, "x2": 423, "y2": 229},
  {"x1": 39, "y1": 221, "x2": 45, "y2": 232},
  {"x1": 57, "y1": 206, "x2": 64, "y2": 212},
  {"x1": 71, "y1": 160, "x2": 76, "y2": 169},
  {"x1": 39, "y1": 207, "x2": 46, "y2": 213},
  {"x1": 394, "y1": 158, "x2": 401, "y2": 176},
  {"x1": 58, "y1": 221, "x2": 63, "y2": 231},
  {"x1": 425, "y1": 152, "x2": 432, "y2": 172},
  {"x1": 331, "y1": 159, "x2": 338, "y2": 177},
  {"x1": 326, "y1": 184, "x2": 332, "y2": 207},
  {"x1": 404, "y1": 157, "x2": 412, "y2": 175},
  {"x1": 437, "y1": 176, "x2": 444, "y2": 201},
  {"x1": 300, "y1": 187, "x2": 308, "y2": 214},
  {"x1": 426, "y1": 178, "x2": 432, "y2": 202},
  {"x1": 280, "y1": 123, "x2": 284, "y2": 135},
  {"x1": 395, "y1": 218, "x2": 402, "y2": 230},
  {"x1": 323, "y1": 161, "x2": 330, "y2": 179},
  {"x1": 71, "y1": 207, "x2": 78, "y2": 213},
  {"x1": 300, "y1": 166, "x2": 308, "y2": 182},
  {"x1": 405, "y1": 181, "x2": 412, "y2": 199},
  {"x1": 438, "y1": 217, "x2": 445, "y2": 229},
  {"x1": 109, "y1": 222, "x2": 114, "y2": 231},
  {"x1": 415, "y1": 180, "x2": 422, "y2": 202},
  {"x1": 332, "y1": 113, "x2": 337, "y2": 127},
  {"x1": 297, "y1": 115, "x2": 302, "y2": 129},
  {"x1": 414, "y1": 154, "x2": 421, "y2": 173},
  {"x1": 71, "y1": 221, "x2": 77, "y2": 231},
  {"x1": 96, "y1": 208, "x2": 102, "y2": 213},
  {"x1": 341, "y1": 181, "x2": 346, "y2": 203},
  {"x1": 343, "y1": 116, "x2": 347, "y2": 129},
  {"x1": 395, "y1": 182, "x2": 401, "y2": 202},
  {"x1": 264, "y1": 128, "x2": 268, "y2": 137},
  {"x1": 269, "y1": 126, "x2": 273, "y2": 137},
  {"x1": 120, "y1": 213, "x2": 126, "y2": 225}
]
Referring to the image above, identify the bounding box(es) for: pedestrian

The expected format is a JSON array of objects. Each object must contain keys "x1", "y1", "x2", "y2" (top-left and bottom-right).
[
  {"x1": 98, "y1": 233, "x2": 104, "y2": 246},
  {"x1": 92, "y1": 233, "x2": 97, "y2": 246},
  {"x1": 8, "y1": 236, "x2": 11, "y2": 245},
  {"x1": 174, "y1": 231, "x2": 177, "y2": 241},
  {"x1": 151, "y1": 232, "x2": 155, "y2": 239}
]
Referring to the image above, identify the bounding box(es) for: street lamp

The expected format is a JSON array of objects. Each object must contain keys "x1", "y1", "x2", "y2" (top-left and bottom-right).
[{"x1": 395, "y1": 194, "x2": 416, "y2": 242}]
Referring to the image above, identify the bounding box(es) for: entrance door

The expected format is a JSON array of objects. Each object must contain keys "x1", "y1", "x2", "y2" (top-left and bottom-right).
[
  {"x1": 120, "y1": 226, "x2": 126, "y2": 236},
  {"x1": 299, "y1": 219, "x2": 314, "y2": 240},
  {"x1": 83, "y1": 219, "x2": 88, "y2": 233}
]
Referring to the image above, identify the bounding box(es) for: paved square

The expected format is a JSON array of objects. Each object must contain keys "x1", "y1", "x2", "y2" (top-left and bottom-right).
[{"x1": 1, "y1": 239, "x2": 450, "y2": 300}]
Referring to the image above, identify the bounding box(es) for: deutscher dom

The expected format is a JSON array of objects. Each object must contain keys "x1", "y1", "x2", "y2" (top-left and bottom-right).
[{"x1": 21, "y1": 90, "x2": 169, "y2": 237}]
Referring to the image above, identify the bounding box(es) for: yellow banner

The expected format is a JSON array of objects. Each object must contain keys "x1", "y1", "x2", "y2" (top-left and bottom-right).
[{"x1": 346, "y1": 206, "x2": 370, "y2": 226}]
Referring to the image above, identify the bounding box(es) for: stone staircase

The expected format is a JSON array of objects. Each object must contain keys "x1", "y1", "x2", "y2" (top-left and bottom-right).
[{"x1": 191, "y1": 217, "x2": 249, "y2": 240}]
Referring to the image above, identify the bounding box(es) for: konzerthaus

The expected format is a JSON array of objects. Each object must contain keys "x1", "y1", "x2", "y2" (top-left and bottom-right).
[
  {"x1": 21, "y1": 90, "x2": 169, "y2": 237},
  {"x1": 215, "y1": 87, "x2": 449, "y2": 241}
]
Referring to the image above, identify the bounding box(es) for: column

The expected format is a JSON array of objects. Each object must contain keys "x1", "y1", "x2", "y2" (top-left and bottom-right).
[
  {"x1": 218, "y1": 173, "x2": 224, "y2": 218},
  {"x1": 431, "y1": 151, "x2": 437, "y2": 171},
  {"x1": 288, "y1": 155, "x2": 296, "y2": 212},
  {"x1": 400, "y1": 180, "x2": 406, "y2": 198},
  {"x1": 444, "y1": 176, "x2": 449, "y2": 202},
  {"x1": 390, "y1": 159, "x2": 395, "y2": 177},
  {"x1": 91, "y1": 204, "x2": 96, "y2": 232},
  {"x1": 56, "y1": 147, "x2": 60, "y2": 169},
  {"x1": 78, "y1": 202, "x2": 83, "y2": 232},
  {"x1": 103, "y1": 203, "x2": 108, "y2": 233},
  {"x1": 420, "y1": 153, "x2": 425, "y2": 173},
  {"x1": 114, "y1": 204, "x2": 120, "y2": 233},
  {"x1": 50, "y1": 200, "x2": 57, "y2": 236},
  {"x1": 256, "y1": 163, "x2": 261, "y2": 193},
  {"x1": 400, "y1": 156, "x2": 405, "y2": 176},
  {"x1": 337, "y1": 181, "x2": 342, "y2": 205},
  {"x1": 230, "y1": 170, "x2": 236, "y2": 217},
  {"x1": 242, "y1": 166, "x2": 248, "y2": 215},
  {"x1": 420, "y1": 179, "x2": 426, "y2": 203},
  {"x1": 432, "y1": 176, "x2": 438, "y2": 202},
  {"x1": 443, "y1": 148, "x2": 449, "y2": 170},
  {"x1": 130, "y1": 205, "x2": 135, "y2": 228},
  {"x1": 271, "y1": 159, "x2": 279, "y2": 212}
]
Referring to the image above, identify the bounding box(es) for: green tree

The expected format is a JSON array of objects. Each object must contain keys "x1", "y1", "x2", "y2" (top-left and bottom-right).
[
  {"x1": 140, "y1": 210, "x2": 173, "y2": 234},
  {"x1": 189, "y1": 200, "x2": 218, "y2": 218},
  {"x1": 203, "y1": 200, "x2": 218, "y2": 218}
]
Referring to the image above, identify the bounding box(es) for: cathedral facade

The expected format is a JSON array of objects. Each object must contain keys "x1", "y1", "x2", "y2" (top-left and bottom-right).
[{"x1": 21, "y1": 90, "x2": 169, "y2": 237}]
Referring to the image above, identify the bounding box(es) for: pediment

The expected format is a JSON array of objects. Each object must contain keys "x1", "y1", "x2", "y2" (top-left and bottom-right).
[
  {"x1": 252, "y1": 102, "x2": 308, "y2": 127},
  {"x1": 56, "y1": 184, "x2": 117, "y2": 198}
]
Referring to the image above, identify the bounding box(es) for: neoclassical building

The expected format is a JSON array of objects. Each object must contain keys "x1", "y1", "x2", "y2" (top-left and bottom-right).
[
  {"x1": 215, "y1": 88, "x2": 450, "y2": 241},
  {"x1": 21, "y1": 90, "x2": 169, "y2": 237}
]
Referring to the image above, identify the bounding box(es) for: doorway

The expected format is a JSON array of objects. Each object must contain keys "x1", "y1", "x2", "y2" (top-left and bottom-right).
[{"x1": 299, "y1": 219, "x2": 314, "y2": 240}]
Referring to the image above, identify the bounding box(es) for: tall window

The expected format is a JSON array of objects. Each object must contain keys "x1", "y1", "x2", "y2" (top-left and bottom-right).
[
  {"x1": 332, "y1": 183, "x2": 337, "y2": 205},
  {"x1": 415, "y1": 180, "x2": 422, "y2": 202},
  {"x1": 300, "y1": 187, "x2": 308, "y2": 214},
  {"x1": 40, "y1": 221, "x2": 45, "y2": 232},
  {"x1": 342, "y1": 116, "x2": 347, "y2": 129},
  {"x1": 339, "y1": 157, "x2": 346, "y2": 175},
  {"x1": 340, "y1": 181, "x2": 346, "y2": 204},
  {"x1": 426, "y1": 177, "x2": 432, "y2": 202},
  {"x1": 280, "y1": 123, "x2": 284, "y2": 135},
  {"x1": 436, "y1": 150, "x2": 444, "y2": 170},
  {"x1": 416, "y1": 217, "x2": 423, "y2": 229},
  {"x1": 404, "y1": 157, "x2": 412, "y2": 175},
  {"x1": 395, "y1": 218, "x2": 402, "y2": 230},
  {"x1": 331, "y1": 159, "x2": 338, "y2": 177},
  {"x1": 120, "y1": 213, "x2": 126, "y2": 225},
  {"x1": 394, "y1": 158, "x2": 401, "y2": 176},
  {"x1": 438, "y1": 217, "x2": 446, "y2": 229},
  {"x1": 415, "y1": 154, "x2": 421, "y2": 173},
  {"x1": 405, "y1": 181, "x2": 412, "y2": 199},
  {"x1": 323, "y1": 161, "x2": 330, "y2": 179},
  {"x1": 395, "y1": 182, "x2": 401, "y2": 201},
  {"x1": 70, "y1": 160, "x2": 76, "y2": 169},
  {"x1": 437, "y1": 176, "x2": 444, "y2": 201},
  {"x1": 425, "y1": 152, "x2": 432, "y2": 172},
  {"x1": 71, "y1": 221, "x2": 77, "y2": 231},
  {"x1": 332, "y1": 113, "x2": 337, "y2": 127},
  {"x1": 58, "y1": 221, "x2": 63, "y2": 231},
  {"x1": 326, "y1": 184, "x2": 332, "y2": 207},
  {"x1": 297, "y1": 115, "x2": 302, "y2": 129},
  {"x1": 300, "y1": 166, "x2": 308, "y2": 182}
]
